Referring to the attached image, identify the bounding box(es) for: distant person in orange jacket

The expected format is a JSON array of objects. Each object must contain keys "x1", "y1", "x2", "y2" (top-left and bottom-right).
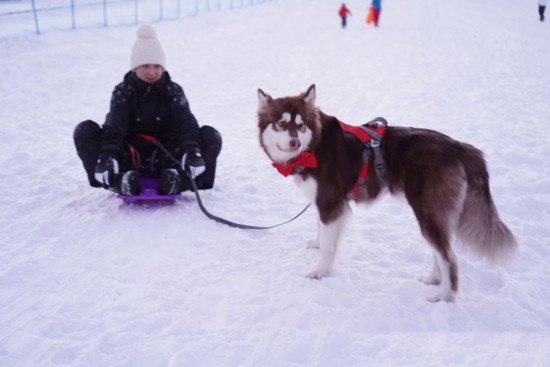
[{"x1": 339, "y1": 3, "x2": 352, "y2": 28}]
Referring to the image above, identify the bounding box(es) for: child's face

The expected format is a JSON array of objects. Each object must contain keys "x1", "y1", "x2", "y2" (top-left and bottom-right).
[{"x1": 134, "y1": 64, "x2": 164, "y2": 84}]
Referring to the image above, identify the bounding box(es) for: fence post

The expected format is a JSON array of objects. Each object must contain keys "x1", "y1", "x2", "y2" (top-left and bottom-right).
[
  {"x1": 71, "y1": 0, "x2": 76, "y2": 29},
  {"x1": 31, "y1": 0, "x2": 40, "y2": 34},
  {"x1": 134, "y1": 0, "x2": 139, "y2": 24},
  {"x1": 103, "y1": 0, "x2": 108, "y2": 26}
]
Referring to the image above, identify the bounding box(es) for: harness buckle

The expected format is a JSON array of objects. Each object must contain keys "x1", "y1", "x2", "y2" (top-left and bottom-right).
[{"x1": 369, "y1": 139, "x2": 380, "y2": 148}]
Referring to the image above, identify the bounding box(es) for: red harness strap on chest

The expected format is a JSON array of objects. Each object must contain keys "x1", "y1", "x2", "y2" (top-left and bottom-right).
[{"x1": 337, "y1": 119, "x2": 387, "y2": 196}]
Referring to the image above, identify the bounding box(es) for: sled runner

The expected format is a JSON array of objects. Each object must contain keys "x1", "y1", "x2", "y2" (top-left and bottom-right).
[{"x1": 116, "y1": 177, "x2": 179, "y2": 204}]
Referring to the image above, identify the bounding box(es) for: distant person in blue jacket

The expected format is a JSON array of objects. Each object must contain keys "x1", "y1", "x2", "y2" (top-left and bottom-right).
[{"x1": 371, "y1": 0, "x2": 382, "y2": 27}]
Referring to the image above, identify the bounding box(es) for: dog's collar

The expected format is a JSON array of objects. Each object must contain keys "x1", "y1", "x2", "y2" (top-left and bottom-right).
[{"x1": 272, "y1": 151, "x2": 317, "y2": 177}]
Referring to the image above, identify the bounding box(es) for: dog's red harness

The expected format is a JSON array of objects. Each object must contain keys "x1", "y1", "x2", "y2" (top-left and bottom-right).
[
  {"x1": 272, "y1": 117, "x2": 388, "y2": 196},
  {"x1": 337, "y1": 118, "x2": 387, "y2": 195}
]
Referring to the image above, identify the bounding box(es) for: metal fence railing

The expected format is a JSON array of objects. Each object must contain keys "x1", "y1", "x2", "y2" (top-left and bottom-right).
[{"x1": 0, "y1": 0, "x2": 270, "y2": 38}]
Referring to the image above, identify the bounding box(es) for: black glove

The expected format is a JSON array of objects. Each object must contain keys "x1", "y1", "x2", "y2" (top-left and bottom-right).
[
  {"x1": 94, "y1": 154, "x2": 119, "y2": 186},
  {"x1": 181, "y1": 148, "x2": 205, "y2": 179}
]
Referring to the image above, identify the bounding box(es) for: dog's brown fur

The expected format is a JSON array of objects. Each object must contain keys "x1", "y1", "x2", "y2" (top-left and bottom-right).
[{"x1": 258, "y1": 85, "x2": 517, "y2": 302}]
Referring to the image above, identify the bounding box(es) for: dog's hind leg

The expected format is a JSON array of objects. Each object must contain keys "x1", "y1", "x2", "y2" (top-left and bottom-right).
[
  {"x1": 407, "y1": 165, "x2": 466, "y2": 302},
  {"x1": 306, "y1": 203, "x2": 350, "y2": 279},
  {"x1": 417, "y1": 220, "x2": 459, "y2": 302},
  {"x1": 411, "y1": 205, "x2": 459, "y2": 302},
  {"x1": 427, "y1": 247, "x2": 458, "y2": 302}
]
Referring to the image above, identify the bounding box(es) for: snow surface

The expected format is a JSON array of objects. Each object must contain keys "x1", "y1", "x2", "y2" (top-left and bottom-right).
[{"x1": 1, "y1": 0, "x2": 550, "y2": 366}]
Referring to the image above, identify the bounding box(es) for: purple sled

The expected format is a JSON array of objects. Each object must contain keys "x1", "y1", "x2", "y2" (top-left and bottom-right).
[{"x1": 116, "y1": 177, "x2": 179, "y2": 203}]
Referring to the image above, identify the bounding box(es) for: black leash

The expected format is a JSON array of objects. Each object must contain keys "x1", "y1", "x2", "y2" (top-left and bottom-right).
[
  {"x1": 133, "y1": 134, "x2": 311, "y2": 229},
  {"x1": 185, "y1": 171, "x2": 310, "y2": 230}
]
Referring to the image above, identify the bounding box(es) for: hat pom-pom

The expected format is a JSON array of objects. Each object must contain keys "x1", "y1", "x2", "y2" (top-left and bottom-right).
[{"x1": 137, "y1": 24, "x2": 157, "y2": 39}]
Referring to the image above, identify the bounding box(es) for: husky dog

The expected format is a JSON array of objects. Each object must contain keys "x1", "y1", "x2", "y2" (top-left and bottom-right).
[{"x1": 257, "y1": 84, "x2": 517, "y2": 302}]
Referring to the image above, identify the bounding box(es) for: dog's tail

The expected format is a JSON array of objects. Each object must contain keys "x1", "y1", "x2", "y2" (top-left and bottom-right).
[{"x1": 456, "y1": 147, "x2": 518, "y2": 265}]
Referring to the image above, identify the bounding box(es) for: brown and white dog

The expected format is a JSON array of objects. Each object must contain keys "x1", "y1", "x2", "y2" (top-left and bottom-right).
[{"x1": 257, "y1": 84, "x2": 517, "y2": 302}]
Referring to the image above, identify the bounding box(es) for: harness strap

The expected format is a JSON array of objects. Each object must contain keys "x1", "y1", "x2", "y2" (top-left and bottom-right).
[
  {"x1": 338, "y1": 117, "x2": 388, "y2": 195},
  {"x1": 365, "y1": 117, "x2": 388, "y2": 186},
  {"x1": 359, "y1": 124, "x2": 387, "y2": 186}
]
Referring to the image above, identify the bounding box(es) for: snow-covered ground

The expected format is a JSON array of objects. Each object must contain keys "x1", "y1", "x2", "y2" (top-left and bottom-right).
[{"x1": 1, "y1": 0, "x2": 550, "y2": 366}]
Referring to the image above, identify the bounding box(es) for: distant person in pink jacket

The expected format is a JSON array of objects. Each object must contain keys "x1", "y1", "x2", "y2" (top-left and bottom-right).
[{"x1": 339, "y1": 3, "x2": 352, "y2": 28}]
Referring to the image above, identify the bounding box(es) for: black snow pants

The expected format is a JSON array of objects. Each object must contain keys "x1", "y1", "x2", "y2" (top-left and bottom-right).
[{"x1": 73, "y1": 120, "x2": 222, "y2": 192}]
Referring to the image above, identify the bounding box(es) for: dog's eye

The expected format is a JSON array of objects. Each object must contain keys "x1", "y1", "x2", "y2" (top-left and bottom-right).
[
  {"x1": 276, "y1": 121, "x2": 285, "y2": 127},
  {"x1": 295, "y1": 114, "x2": 306, "y2": 130}
]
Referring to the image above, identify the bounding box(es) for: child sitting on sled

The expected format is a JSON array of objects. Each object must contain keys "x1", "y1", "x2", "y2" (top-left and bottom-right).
[{"x1": 74, "y1": 24, "x2": 222, "y2": 196}]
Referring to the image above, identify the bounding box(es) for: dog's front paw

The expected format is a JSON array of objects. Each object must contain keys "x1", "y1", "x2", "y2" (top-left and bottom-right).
[
  {"x1": 306, "y1": 269, "x2": 329, "y2": 279},
  {"x1": 418, "y1": 274, "x2": 441, "y2": 285},
  {"x1": 427, "y1": 291, "x2": 456, "y2": 303},
  {"x1": 306, "y1": 239, "x2": 319, "y2": 249}
]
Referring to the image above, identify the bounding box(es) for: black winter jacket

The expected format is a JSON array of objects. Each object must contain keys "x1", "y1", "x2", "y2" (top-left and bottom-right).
[{"x1": 99, "y1": 71, "x2": 201, "y2": 159}]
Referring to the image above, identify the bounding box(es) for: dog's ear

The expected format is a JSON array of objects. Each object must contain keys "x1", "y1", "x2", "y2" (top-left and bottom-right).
[
  {"x1": 258, "y1": 88, "x2": 272, "y2": 104},
  {"x1": 304, "y1": 84, "x2": 316, "y2": 106},
  {"x1": 258, "y1": 88, "x2": 272, "y2": 112}
]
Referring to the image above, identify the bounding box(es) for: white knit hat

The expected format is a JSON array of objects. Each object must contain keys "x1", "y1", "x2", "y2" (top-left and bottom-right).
[{"x1": 130, "y1": 24, "x2": 166, "y2": 70}]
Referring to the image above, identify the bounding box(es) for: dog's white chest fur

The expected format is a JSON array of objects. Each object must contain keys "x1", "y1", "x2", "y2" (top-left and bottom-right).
[{"x1": 293, "y1": 175, "x2": 318, "y2": 203}]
